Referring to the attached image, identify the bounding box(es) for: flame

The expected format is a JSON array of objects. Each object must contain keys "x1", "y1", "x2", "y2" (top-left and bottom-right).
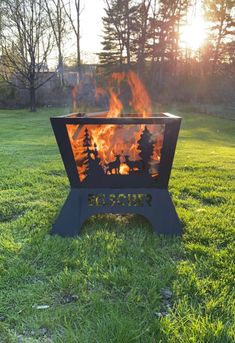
[
  {"x1": 107, "y1": 88, "x2": 123, "y2": 117},
  {"x1": 106, "y1": 71, "x2": 152, "y2": 117},
  {"x1": 127, "y1": 71, "x2": 152, "y2": 117},
  {"x1": 69, "y1": 71, "x2": 163, "y2": 181},
  {"x1": 72, "y1": 70, "x2": 152, "y2": 117}
]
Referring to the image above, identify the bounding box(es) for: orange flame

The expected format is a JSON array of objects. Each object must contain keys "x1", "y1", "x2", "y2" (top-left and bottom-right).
[
  {"x1": 107, "y1": 88, "x2": 123, "y2": 117},
  {"x1": 72, "y1": 70, "x2": 152, "y2": 117},
  {"x1": 127, "y1": 71, "x2": 152, "y2": 117},
  {"x1": 106, "y1": 71, "x2": 152, "y2": 117},
  {"x1": 69, "y1": 71, "x2": 163, "y2": 181}
]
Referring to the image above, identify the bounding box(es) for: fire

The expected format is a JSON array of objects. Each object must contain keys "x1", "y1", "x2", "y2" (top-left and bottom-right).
[
  {"x1": 127, "y1": 71, "x2": 152, "y2": 117},
  {"x1": 105, "y1": 71, "x2": 152, "y2": 117},
  {"x1": 67, "y1": 123, "x2": 164, "y2": 181},
  {"x1": 72, "y1": 70, "x2": 152, "y2": 117},
  {"x1": 107, "y1": 88, "x2": 123, "y2": 117},
  {"x1": 69, "y1": 71, "x2": 164, "y2": 181}
]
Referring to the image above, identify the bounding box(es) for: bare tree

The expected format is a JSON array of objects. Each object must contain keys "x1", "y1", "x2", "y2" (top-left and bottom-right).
[
  {"x1": 44, "y1": 0, "x2": 67, "y2": 84},
  {"x1": 0, "y1": 1, "x2": 6, "y2": 56},
  {"x1": 0, "y1": 0, "x2": 54, "y2": 111},
  {"x1": 62, "y1": 0, "x2": 81, "y2": 68}
]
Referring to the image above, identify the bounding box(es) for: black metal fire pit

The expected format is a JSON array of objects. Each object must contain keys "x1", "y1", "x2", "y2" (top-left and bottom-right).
[{"x1": 50, "y1": 112, "x2": 182, "y2": 236}]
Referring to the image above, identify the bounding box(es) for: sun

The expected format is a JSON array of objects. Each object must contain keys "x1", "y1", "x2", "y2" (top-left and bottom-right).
[{"x1": 180, "y1": 16, "x2": 207, "y2": 51}]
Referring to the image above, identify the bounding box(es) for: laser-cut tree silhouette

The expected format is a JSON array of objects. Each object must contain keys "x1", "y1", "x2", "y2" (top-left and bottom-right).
[
  {"x1": 89, "y1": 141, "x2": 104, "y2": 176},
  {"x1": 82, "y1": 128, "x2": 104, "y2": 178},
  {"x1": 137, "y1": 125, "x2": 154, "y2": 173},
  {"x1": 82, "y1": 127, "x2": 92, "y2": 177}
]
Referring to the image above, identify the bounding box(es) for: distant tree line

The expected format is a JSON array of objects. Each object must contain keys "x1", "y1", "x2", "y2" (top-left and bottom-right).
[
  {"x1": 0, "y1": 0, "x2": 234, "y2": 111},
  {"x1": 99, "y1": 0, "x2": 235, "y2": 103}
]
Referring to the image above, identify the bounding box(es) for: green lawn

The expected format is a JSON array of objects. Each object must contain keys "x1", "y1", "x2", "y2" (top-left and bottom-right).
[{"x1": 0, "y1": 107, "x2": 234, "y2": 343}]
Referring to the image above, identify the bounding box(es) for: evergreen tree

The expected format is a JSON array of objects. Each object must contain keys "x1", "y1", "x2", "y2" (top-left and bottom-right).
[
  {"x1": 83, "y1": 128, "x2": 91, "y2": 147},
  {"x1": 99, "y1": 13, "x2": 124, "y2": 65},
  {"x1": 99, "y1": 0, "x2": 139, "y2": 66},
  {"x1": 82, "y1": 128, "x2": 104, "y2": 178},
  {"x1": 89, "y1": 142, "x2": 104, "y2": 176},
  {"x1": 131, "y1": 0, "x2": 151, "y2": 74},
  {"x1": 137, "y1": 125, "x2": 154, "y2": 173},
  {"x1": 82, "y1": 127, "x2": 92, "y2": 177}
]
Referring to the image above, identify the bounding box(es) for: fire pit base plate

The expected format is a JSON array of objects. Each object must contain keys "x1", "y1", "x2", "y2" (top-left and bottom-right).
[{"x1": 51, "y1": 189, "x2": 182, "y2": 237}]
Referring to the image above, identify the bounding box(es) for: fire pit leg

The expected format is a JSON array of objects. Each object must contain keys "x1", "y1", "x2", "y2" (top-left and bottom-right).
[
  {"x1": 146, "y1": 190, "x2": 182, "y2": 235},
  {"x1": 51, "y1": 190, "x2": 84, "y2": 237}
]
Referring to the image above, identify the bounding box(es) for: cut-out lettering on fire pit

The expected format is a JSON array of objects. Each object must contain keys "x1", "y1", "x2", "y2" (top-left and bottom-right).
[{"x1": 88, "y1": 193, "x2": 152, "y2": 207}]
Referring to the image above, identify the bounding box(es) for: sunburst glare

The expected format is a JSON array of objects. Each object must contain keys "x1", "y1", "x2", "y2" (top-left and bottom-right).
[{"x1": 180, "y1": 16, "x2": 207, "y2": 51}]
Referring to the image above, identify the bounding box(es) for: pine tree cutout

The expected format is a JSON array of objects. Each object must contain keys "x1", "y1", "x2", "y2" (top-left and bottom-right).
[
  {"x1": 83, "y1": 128, "x2": 91, "y2": 150},
  {"x1": 137, "y1": 126, "x2": 154, "y2": 173},
  {"x1": 89, "y1": 141, "x2": 104, "y2": 176},
  {"x1": 82, "y1": 127, "x2": 92, "y2": 177},
  {"x1": 81, "y1": 128, "x2": 104, "y2": 178}
]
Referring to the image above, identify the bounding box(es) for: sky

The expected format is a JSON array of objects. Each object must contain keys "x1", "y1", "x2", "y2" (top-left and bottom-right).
[
  {"x1": 76, "y1": 0, "x2": 105, "y2": 63},
  {"x1": 49, "y1": 0, "x2": 105, "y2": 66}
]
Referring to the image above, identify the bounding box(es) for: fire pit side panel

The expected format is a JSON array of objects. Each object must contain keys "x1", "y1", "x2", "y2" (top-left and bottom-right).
[
  {"x1": 50, "y1": 118, "x2": 81, "y2": 187},
  {"x1": 158, "y1": 119, "x2": 181, "y2": 188}
]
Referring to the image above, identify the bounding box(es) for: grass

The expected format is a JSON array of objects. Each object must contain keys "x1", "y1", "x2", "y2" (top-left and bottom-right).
[{"x1": 0, "y1": 107, "x2": 234, "y2": 342}]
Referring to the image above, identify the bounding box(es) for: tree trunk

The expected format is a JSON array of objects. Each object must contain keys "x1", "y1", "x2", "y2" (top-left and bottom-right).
[
  {"x1": 58, "y1": 51, "x2": 64, "y2": 86},
  {"x1": 125, "y1": 1, "x2": 131, "y2": 67},
  {"x1": 77, "y1": 34, "x2": 80, "y2": 67},
  {"x1": 76, "y1": 0, "x2": 81, "y2": 68},
  {"x1": 30, "y1": 86, "x2": 36, "y2": 112}
]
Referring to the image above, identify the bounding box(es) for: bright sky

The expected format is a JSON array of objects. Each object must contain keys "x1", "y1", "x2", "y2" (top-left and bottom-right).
[
  {"x1": 50, "y1": 0, "x2": 105, "y2": 66},
  {"x1": 180, "y1": 0, "x2": 207, "y2": 51},
  {"x1": 79, "y1": 0, "x2": 105, "y2": 62}
]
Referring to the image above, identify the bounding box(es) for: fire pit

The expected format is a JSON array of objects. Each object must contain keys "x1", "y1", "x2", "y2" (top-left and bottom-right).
[{"x1": 50, "y1": 112, "x2": 182, "y2": 236}]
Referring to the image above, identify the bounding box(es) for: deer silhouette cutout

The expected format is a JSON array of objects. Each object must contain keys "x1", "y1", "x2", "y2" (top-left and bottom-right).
[
  {"x1": 124, "y1": 155, "x2": 144, "y2": 173},
  {"x1": 105, "y1": 154, "x2": 121, "y2": 175}
]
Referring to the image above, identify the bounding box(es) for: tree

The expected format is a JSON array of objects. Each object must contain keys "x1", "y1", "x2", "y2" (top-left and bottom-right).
[
  {"x1": 62, "y1": 0, "x2": 81, "y2": 68},
  {"x1": 132, "y1": 0, "x2": 151, "y2": 74},
  {"x1": 99, "y1": 0, "x2": 190, "y2": 80},
  {"x1": 44, "y1": 0, "x2": 67, "y2": 85},
  {"x1": 148, "y1": 0, "x2": 190, "y2": 84},
  {"x1": 137, "y1": 125, "x2": 154, "y2": 173},
  {"x1": 99, "y1": 9, "x2": 125, "y2": 66},
  {"x1": 0, "y1": 0, "x2": 54, "y2": 111},
  {"x1": 82, "y1": 128, "x2": 104, "y2": 178},
  {"x1": 0, "y1": 2, "x2": 4, "y2": 45},
  {"x1": 204, "y1": 0, "x2": 235, "y2": 71},
  {"x1": 82, "y1": 127, "x2": 92, "y2": 177},
  {"x1": 100, "y1": 0, "x2": 139, "y2": 67}
]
